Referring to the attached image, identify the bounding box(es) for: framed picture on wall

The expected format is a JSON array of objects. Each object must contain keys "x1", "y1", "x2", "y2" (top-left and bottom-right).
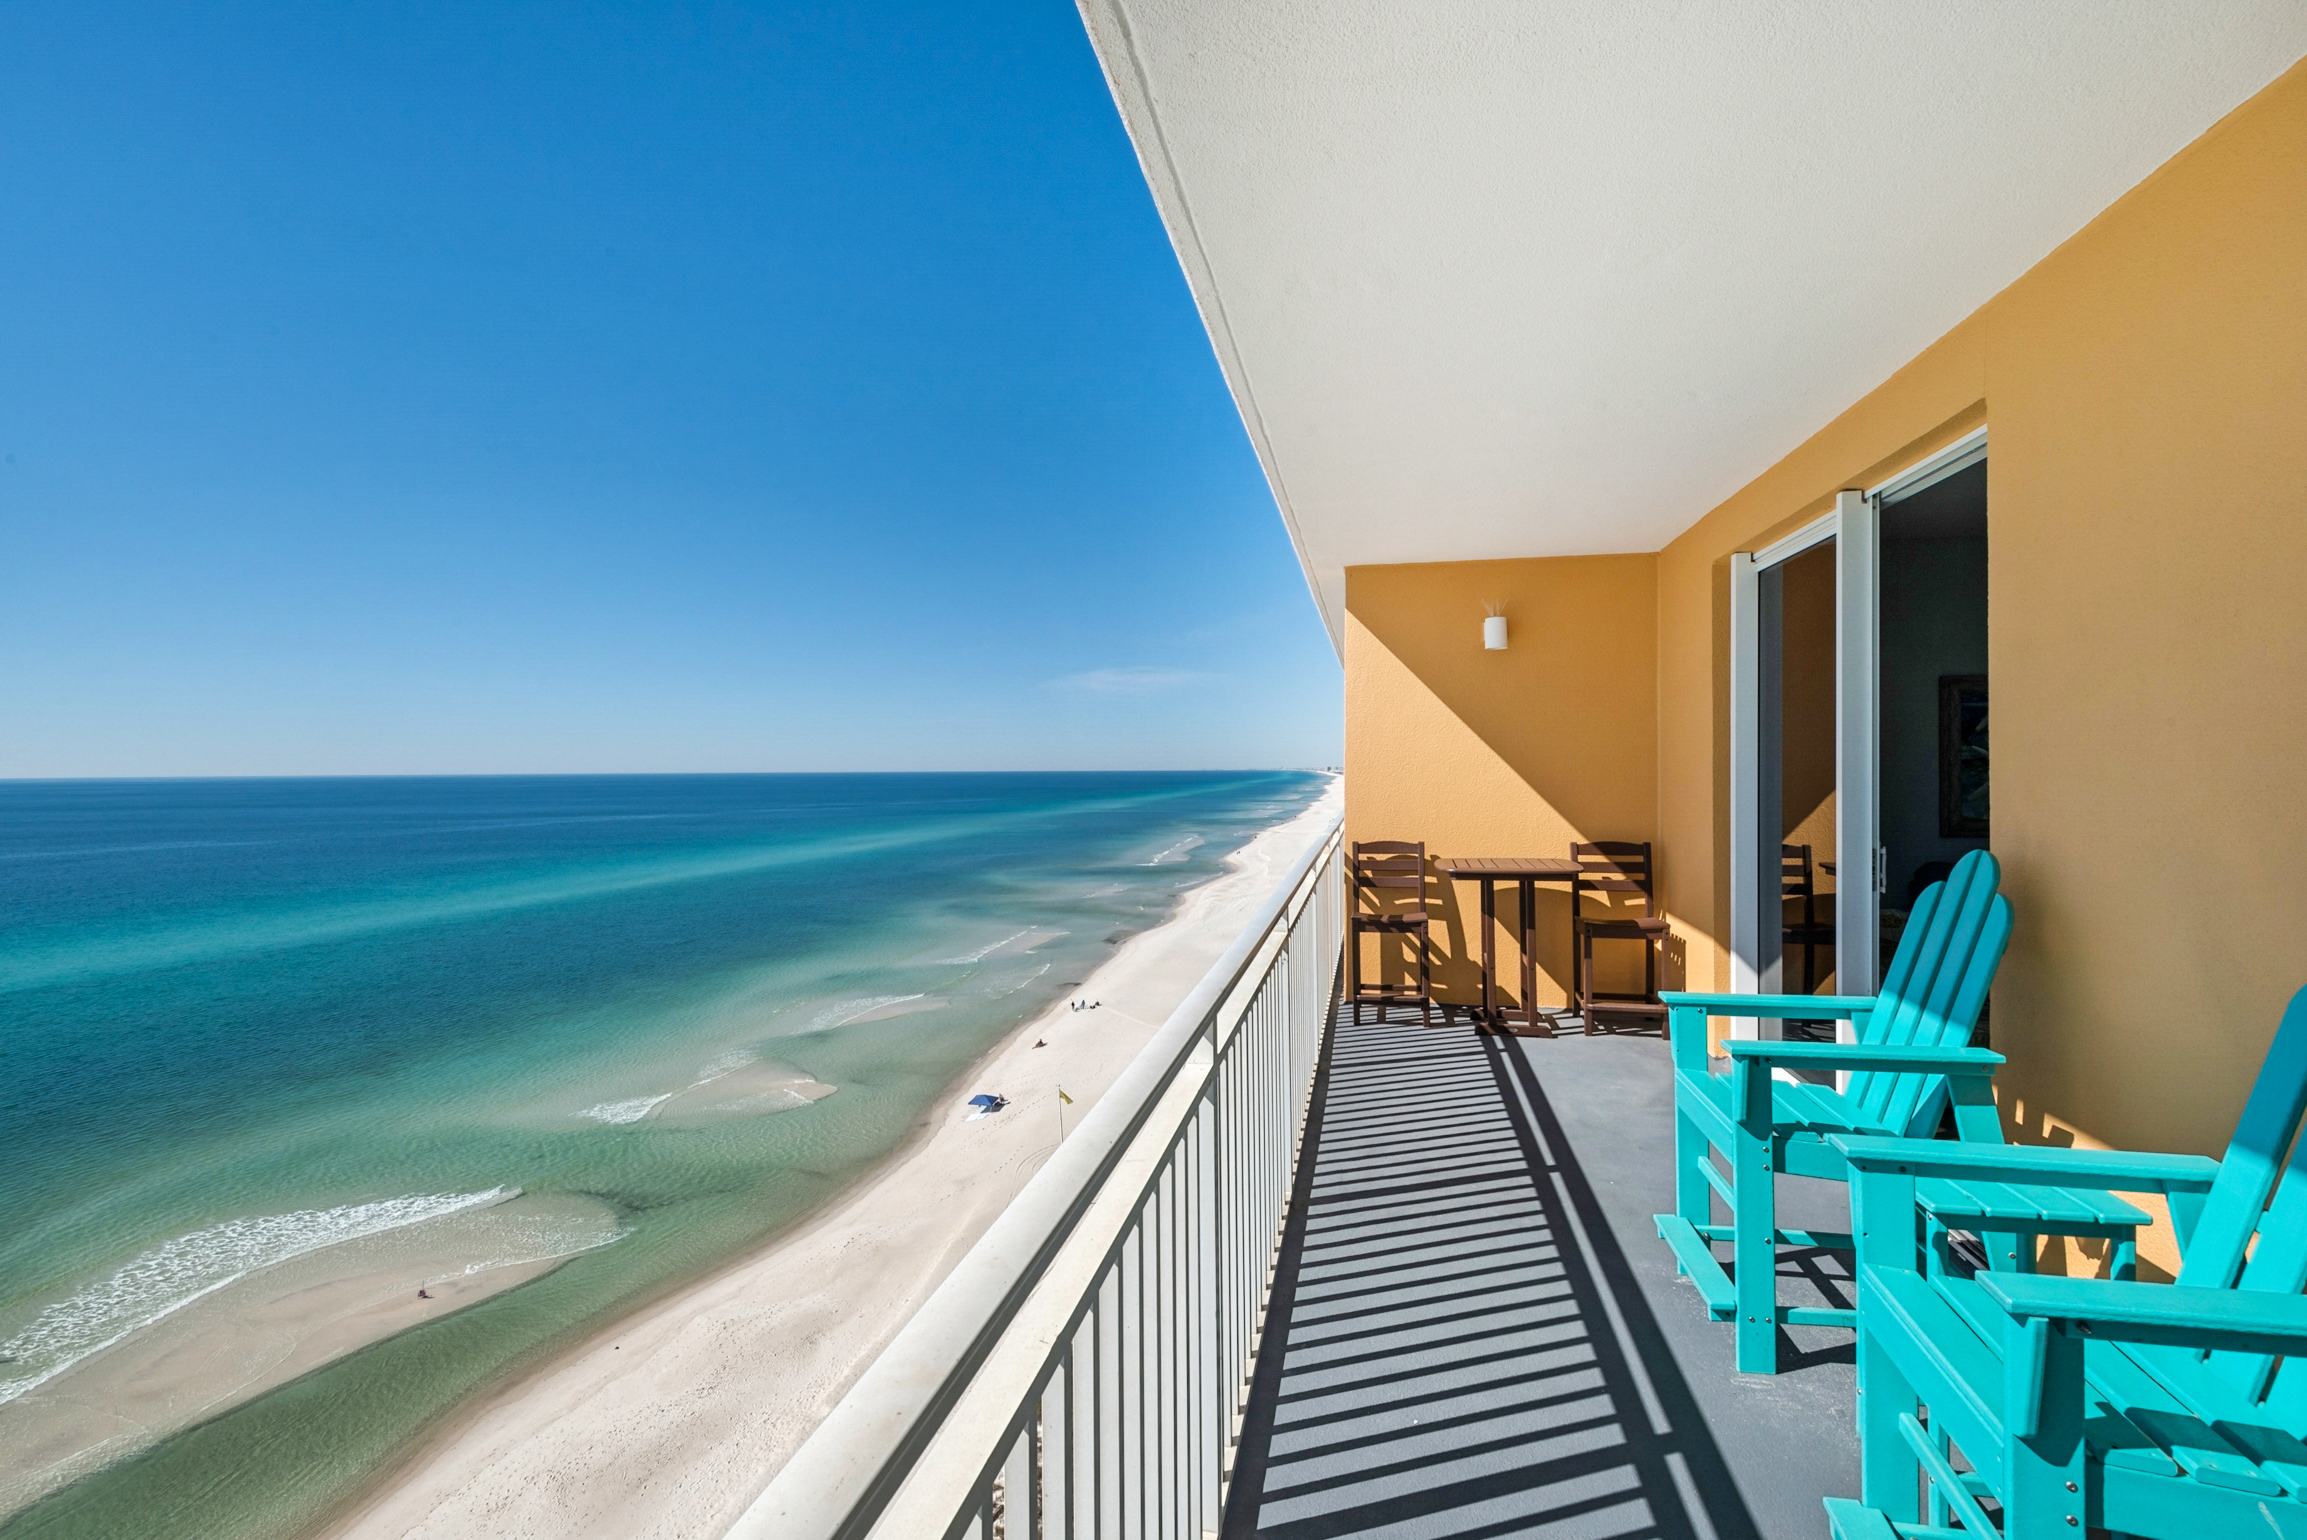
[{"x1": 1938, "y1": 675, "x2": 1989, "y2": 837}]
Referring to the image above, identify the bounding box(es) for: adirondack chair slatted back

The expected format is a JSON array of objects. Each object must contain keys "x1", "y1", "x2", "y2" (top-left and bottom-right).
[
  {"x1": 2129, "y1": 988, "x2": 2307, "y2": 1409},
  {"x1": 2177, "y1": 987, "x2": 2307, "y2": 1293},
  {"x1": 1865, "y1": 858, "x2": 2011, "y2": 1134},
  {"x1": 2220, "y1": 1123, "x2": 2307, "y2": 1409},
  {"x1": 2244, "y1": 1121, "x2": 2307, "y2": 1417},
  {"x1": 1843, "y1": 849, "x2": 2014, "y2": 1136}
]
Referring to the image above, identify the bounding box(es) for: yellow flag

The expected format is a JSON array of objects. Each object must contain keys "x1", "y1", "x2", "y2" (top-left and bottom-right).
[{"x1": 1057, "y1": 1088, "x2": 1074, "y2": 1105}]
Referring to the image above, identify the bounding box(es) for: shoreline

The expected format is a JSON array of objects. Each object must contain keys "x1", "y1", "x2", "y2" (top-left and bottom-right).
[{"x1": 312, "y1": 782, "x2": 1341, "y2": 1540}]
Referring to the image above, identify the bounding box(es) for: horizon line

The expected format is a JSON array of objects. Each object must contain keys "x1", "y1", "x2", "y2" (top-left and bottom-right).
[{"x1": 0, "y1": 767, "x2": 1345, "y2": 785}]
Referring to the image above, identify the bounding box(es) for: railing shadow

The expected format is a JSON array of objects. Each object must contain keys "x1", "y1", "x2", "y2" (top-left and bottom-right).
[{"x1": 1225, "y1": 1007, "x2": 1764, "y2": 1540}]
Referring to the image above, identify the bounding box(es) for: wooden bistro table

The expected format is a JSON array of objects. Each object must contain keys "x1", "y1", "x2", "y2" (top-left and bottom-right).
[{"x1": 1433, "y1": 857, "x2": 1580, "y2": 1034}]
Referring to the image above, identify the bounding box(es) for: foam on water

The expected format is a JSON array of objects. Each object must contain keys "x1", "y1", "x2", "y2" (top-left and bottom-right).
[
  {"x1": 987, "y1": 963, "x2": 1053, "y2": 998},
  {"x1": 578, "y1": 1095, "x2": 674, "y2": 1125},
  {"x1": 1143, "y1": 833, "x2": 1205, "y2": 865},
  {"x1": 695, "y1": 1047, "x2": 756, "y2": 1078},
  {"x1": 433, "y1": 1201, "x2": 627, "y2": 1282},
  {"x1": 936, "y1": 929, "x2": 1032, "y2": 965},
  {"x1": 933, "y1": 928, "x2": 1066, "y2": 966},
  {"x1": 798, "y1": 993, "x2": 929, "y2": 1031},
  {"x1": 0, "y1": 1189, "x2": 516, "y2": 1406},
  {"x1": 573, "y1": 1047, "x2": 833, "y2": 1125}
]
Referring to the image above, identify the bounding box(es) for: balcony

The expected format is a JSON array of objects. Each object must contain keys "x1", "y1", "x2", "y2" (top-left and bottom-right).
[{"x1": 739, "y1": 820, "x2": 1863, "y2": 1538}]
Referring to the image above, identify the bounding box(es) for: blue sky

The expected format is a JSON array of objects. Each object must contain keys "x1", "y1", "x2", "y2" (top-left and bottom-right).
[{"x1": 0, "y1": 1, "x2": 1341, "y2": 776}]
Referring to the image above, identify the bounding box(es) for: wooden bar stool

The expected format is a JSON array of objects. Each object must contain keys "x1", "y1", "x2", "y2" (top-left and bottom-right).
[
  {"x1": 1347, "y1": 840, "x2": 1433, "y2": 1025},
  {"x1": 1570, "y1": 841, "x2": 1671, "y2": 1033},
  {"x1": 1781, "y1": 842, "x2": 1836, "y2": 995}
]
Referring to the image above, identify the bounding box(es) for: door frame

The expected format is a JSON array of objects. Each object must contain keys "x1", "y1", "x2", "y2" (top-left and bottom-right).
[
  {"x1": 1727, "y1": 512, "x2": 1846, "y2": 1029},
  {"x1": 1871, "y1": 424, "x2": 1987, "y2": 505},
  {"x1": 1726, "y1": 426, "x2": 1985, "y2": 1033}
]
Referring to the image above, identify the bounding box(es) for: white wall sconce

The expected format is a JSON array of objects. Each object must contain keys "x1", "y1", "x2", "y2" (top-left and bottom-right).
[{"x1": 1483, "y1": 613, "x2": 1509, "y2": 650}]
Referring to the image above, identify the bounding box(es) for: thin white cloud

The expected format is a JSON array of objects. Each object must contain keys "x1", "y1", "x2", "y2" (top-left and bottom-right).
[{"x1": 1044, "y1": 667, "x2": 1215, "y2": 695}]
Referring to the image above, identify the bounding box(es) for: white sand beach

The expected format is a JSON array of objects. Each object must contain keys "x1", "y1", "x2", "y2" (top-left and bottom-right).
[{"x1": 320, "y1": 782, "x2": 1340, "y2": 1540}]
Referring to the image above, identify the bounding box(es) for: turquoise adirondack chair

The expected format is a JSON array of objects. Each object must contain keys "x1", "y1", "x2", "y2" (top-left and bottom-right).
[
  {"x1": 1826, "y1": 984, "x2": 2307, "y2": 1540},
  {"x1": 1653, "y1": 848, "x2": 2016, "y2": 1372}
]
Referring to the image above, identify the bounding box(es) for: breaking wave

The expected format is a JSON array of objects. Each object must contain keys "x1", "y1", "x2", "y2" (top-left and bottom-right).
[
  {"x1": 1142, "y1": 834, "x2": 1204, "y2": 865},
  {"x1": 578, "y1": 1095, "x2": 674, "y2": 1125},
  {"x1": 800, "y1": 993, "x2": 928, "y2": 1031},
  {"x1": 987, "y1": 963, "x2": 1052, "y2": 999},
  {"x1": 936, "y1": 929, "x2": 1033, "y2": 965}
]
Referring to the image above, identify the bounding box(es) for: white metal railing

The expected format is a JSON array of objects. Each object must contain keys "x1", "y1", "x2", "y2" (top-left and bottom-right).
[{"x1": 731, "y1": 814, "x2": 1344, "y2": 1540}]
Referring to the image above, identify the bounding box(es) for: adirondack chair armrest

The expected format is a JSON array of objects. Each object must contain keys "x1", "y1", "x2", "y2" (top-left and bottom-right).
[
  {"x1": 1659, "y1": 994, "x2": 1880, "y2": 1077},
  {"x1": 1721, "y1": 1044, "x2": 2001, "y2": 1123},
  {"x1": 1979, "y1": 1274, "x2": 2307, "y2": 1357},
  {"x1": 1723, "y1": 1041, "x2": 2003, "y2": 1074},
  {"x1": 1734, "y1": 1042, "x2": 2002, "y2": 1065},
  {"x1": 1658, "y1": 991, "x2": 1879, "y2": 1020},
  {"x1": 1830, "y1": 1135, "x2": 2221, "y2": 1193}
]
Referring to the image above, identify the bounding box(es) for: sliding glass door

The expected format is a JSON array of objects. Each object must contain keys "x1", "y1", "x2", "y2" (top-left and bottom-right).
[
  {"x1": 1729, "y1": 492, "x2": 1878, "y2": 1036},
  {"x1": 1728, "y1": 430, "x2": 1988, "y2": 1037}
]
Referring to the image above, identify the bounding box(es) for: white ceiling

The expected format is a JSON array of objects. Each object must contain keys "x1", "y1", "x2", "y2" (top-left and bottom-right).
[{"x1": 1078, "y1": 1, "x2": 2307, "y2": 647}]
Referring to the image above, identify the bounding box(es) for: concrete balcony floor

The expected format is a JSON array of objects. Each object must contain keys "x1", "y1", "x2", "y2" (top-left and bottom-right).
[{"x1": 1223, "y1": 1006, "x2": 1860, "y2": 1540}]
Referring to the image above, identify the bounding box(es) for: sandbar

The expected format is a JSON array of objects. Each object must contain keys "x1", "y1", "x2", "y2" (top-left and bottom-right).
[{"x1": 0, "y1": 1191, "x2": 622, "y2": 1522}]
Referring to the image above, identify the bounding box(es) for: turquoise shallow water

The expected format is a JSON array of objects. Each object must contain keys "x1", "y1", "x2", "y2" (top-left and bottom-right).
[{"x1": 0, "y1": 772, "x2": 1325, "y2": 1539}]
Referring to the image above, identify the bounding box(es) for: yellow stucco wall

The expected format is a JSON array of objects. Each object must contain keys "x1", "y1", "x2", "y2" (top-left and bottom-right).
[
  {"x1": 1344, "y1": 59, "x2": 2306, "y2": 1167},
  {"x1": 1344, "y1": 557, "x2": 1657, "y2": 1010},
  {"x1": 1661, "y1": 58, "x2": 2307, "y2": 1159}
]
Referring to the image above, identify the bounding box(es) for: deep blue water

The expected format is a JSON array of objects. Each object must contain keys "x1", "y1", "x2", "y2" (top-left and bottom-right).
[{"x1": 0, "y1": 771, "x2": 1324, "y2": 1539}]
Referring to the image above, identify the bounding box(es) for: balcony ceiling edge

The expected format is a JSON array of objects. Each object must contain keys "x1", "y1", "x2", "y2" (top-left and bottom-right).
[
  {"x1": 1076, "y1": 0, "x2": 2307, "y2": 655},
  {"x1": 1079, "y1": 0, "x2": 1347, "y2": 653}
]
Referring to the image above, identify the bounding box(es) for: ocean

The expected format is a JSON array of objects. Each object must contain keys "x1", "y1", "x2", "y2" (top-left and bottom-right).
[{"x1": 0, "y1": 771, "x2": 1327, "y2": 1539}]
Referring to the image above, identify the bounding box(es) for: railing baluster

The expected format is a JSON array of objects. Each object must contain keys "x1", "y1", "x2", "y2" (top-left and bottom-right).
[
  {"x1": 1097, "y1": 1269, "x2": 1120, "y2": 1540},
  {"x1": 1193, "y1": 1098, "x2": 1219, "y2": 1532},
  {"x1": 1121, "y1": 1221, "x2": 1143, "y2": 1540},
  {"x1": 1155, "y1": 1172, "x2": 1172, "y2": 1538},
  {"x1": 1002, "y1": 1419, "x2": 1036, "y2": 1540},
  {"x1": 1041, "y1": 1355, "x2": 1069, "y2": 1540}
]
